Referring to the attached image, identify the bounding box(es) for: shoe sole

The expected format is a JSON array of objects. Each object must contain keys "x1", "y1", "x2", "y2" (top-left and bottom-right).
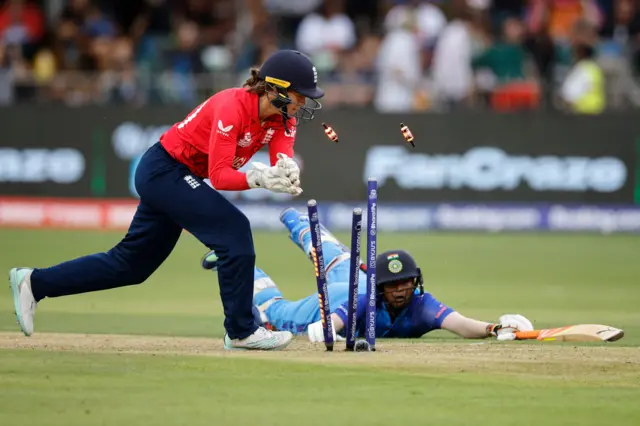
[
  {"x1": 223, "y1": 338, "x2": 293, "y2": 352},
  {"x1": 9, "y1": 268, "x2": 30, "y2": 337}
]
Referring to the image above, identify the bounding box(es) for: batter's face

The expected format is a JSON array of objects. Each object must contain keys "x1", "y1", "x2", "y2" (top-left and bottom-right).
[{"x1": 382, "y1": 279, "x2": 416, "y2": 309}]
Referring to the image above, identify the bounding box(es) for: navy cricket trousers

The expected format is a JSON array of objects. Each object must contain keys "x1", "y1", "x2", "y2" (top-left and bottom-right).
[{"x1": 29, "y1": 142, "x2": 259, "y2": 340}]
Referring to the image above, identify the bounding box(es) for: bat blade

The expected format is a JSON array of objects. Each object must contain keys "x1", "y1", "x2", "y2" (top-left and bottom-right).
[{"x1": 514, "y1": 324, "x2": 624, "y2": 342}]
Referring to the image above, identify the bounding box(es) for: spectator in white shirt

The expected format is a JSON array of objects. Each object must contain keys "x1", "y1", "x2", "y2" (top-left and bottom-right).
[
  {"x1": 431, "y1": 5, "x2": 475, "y2": 109},
  {"x1": 383, "y1": 0, "x2": 447, "y2": 49},
  {"x1": 295, "y1": 0, "x2": 356, "y2": 71},
  {"x1": 374, "y1": 11, "x2": 422, "y2": 112}
]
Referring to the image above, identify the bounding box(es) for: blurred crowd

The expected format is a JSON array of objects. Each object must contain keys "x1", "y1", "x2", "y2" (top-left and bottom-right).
[{"x1": 1, "y1": 0, "x2": 640, "y2": 113}]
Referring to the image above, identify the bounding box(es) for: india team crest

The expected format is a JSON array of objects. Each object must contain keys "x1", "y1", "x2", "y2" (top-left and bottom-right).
[{"x1": 388, "y1": 260, "x2": 403, "y2": 274}]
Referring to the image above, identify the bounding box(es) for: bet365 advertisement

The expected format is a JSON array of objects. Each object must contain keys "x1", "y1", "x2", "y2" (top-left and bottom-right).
[{"x1": 1, "y1": 106, "x2": 639, "y2": 206}]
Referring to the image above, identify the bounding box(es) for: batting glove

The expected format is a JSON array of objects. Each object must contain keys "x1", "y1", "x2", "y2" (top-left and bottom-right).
[
  {"x1": 246, "y1": 162, "x2": 302, "y2": 195},
  {"x1": 307, "y1": 318, "x2": 345, "y2": 343},
  {"x1": 487, "y1": 314, "x2": 534, "y2": 338}
]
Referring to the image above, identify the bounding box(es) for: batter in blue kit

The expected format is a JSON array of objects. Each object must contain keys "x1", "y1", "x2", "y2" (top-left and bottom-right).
[{"x1": 204, "y1": 208, "x2": 536, "y2": 343}]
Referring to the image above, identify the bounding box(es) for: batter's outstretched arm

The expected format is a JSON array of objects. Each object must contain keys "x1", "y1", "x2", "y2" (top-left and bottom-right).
[
  {"x1": 441, "y1": 312, "x2": 535, "y2": 339},
  {"x1": 419, "y1": 291, "x2": 534, "y2": 339},
  {"x1": 440, "y1": 312, "x2": 494, "y2": 339}
]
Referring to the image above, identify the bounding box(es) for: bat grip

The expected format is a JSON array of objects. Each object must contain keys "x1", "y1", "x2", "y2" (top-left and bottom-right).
[{"x1": 514, "y1": 331, "x2": 541, "y2": 340}]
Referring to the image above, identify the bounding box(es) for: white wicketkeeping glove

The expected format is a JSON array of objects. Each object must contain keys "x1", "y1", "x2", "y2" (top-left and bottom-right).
[
  {"x1": 275, "y1": 153, "x2": 301, "y2": 187},
  {"x1": 492, "y1": 314, "x2": 534, "y2": 341},
  {"x1": 245, "y1": 162, "x2": 302, "y2": 195},
  {"x1": 307, "y1": 318, "x2": 345, "y2": 343}
]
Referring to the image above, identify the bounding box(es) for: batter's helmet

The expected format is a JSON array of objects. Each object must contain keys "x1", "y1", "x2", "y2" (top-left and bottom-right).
[{"x1": 375, "y1": 250, "x2": 424, "y2": 295}]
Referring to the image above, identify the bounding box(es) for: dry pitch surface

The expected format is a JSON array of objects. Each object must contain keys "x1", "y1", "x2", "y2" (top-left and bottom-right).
[{"x1": 2, "y1": 332, "x2": 638, "y2": 383}]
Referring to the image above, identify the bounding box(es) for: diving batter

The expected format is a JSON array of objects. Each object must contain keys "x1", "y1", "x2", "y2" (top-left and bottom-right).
[{"x1": 202, "y1": 208, "x2": 534, "y2": 343}]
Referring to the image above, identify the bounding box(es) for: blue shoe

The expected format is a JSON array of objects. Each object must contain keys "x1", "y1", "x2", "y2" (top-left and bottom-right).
[
  {"x1": 9, "y1": 268, "x2": 36, "y2": 336},
  {"x1": 223, "y1": 327, "x2": 293, "y2": 351},
  {"x1": 279, "y1": 207, "x2": 307, "y2": 233},
  {"x1": 280, "y1": 207, "x2": 347, "y2": 254},
  {"x1": 280, "y1": 208, "x2": 311, "y2": 250}
]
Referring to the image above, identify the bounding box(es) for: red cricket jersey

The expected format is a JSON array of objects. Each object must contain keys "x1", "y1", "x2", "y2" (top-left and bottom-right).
[{"x1": 160, "y1": 88, "x2": 297, "y2": 191}]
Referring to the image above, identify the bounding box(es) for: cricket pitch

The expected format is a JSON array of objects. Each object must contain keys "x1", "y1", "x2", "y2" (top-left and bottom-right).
[{"x1": 1, "y1": 332, "x2": 638, "y2": 383}]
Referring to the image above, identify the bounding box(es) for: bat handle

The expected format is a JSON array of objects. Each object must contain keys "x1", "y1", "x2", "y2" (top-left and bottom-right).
[{"x1": 514, "y1": 331, "x2": 541, "y2": 340}]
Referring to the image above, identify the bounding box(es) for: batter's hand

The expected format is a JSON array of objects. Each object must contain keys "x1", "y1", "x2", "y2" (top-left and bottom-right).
[
  {"x1": 275, "y1": 153, "x2": 301, "y2": 187},
  {"x1": 246, "y1": 162, "x2": 302, "y2": 195},
  {"x1": 487, "y1": 314, "x2": 534, "y2": 338}
]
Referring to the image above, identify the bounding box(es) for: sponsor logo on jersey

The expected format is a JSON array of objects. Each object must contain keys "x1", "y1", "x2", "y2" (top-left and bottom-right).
[{"x1": 217, "y1": 120, "x2": 233, "y2": 137}]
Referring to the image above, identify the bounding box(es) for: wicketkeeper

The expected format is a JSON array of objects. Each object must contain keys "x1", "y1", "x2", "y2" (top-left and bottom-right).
[{"x1": 10, "y1": 50, "x2": 324, "y2": 351}]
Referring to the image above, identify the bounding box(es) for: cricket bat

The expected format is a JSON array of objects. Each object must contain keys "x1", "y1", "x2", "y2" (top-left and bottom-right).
[{"x1": 510, "y1": 324, "x2": 624, "y2": 342}]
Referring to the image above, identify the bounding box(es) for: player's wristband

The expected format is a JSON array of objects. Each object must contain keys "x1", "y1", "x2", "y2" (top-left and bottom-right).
[
  {"x1": 334, "y1": 305, "x2": 349, "y2": 328},
  {"x1": 486, "y1": 323, "x2": 501, "y2": 337}
]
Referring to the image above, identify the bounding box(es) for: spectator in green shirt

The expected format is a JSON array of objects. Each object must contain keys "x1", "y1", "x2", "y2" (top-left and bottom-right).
[{"x1": 472, "y1": 17, "x2": 527, "y2": 83}]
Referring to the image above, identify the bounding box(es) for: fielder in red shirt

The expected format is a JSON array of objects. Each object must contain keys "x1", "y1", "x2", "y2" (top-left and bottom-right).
[{"x1": 10, "y1": 50, "x2": 324, "y2": 351}]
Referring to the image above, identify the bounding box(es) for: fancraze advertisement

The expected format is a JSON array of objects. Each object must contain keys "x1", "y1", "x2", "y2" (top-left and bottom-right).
[{"x1": 0, "y1": 106, "x2": 638, "y2": 204}]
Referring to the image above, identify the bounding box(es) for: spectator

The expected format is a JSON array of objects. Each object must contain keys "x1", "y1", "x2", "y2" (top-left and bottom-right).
[
  {"x1": 78, "y1": 6, "x2": 118, "y2": 73},
  {"x1": 560, "y1": 20, "x2": 606, "y2": 114},
  {"x1": 0, "y1": 0, "x2": 45, "y2": 57},
  {"x1": 383, "y1": 0, "x2": 447, "y2": 49},
  {"x1": 2, "y1": 0, "x2": 640, "y2": 112},
  {"x1": 526, "y1": 0, "x2": 604, "y2": 70},
  {"x1": 32, "y1": 31, "x2": 57, "y2": 87},
  {"x1": 490, "y1": 0, "x2": 527, "y2": 33},
  {"x1": 175, "y1": 0, "x2": 235, "y2": 47},
  {"x1": 57, "y1": 0, "x2": 91, "y2": 34},
  {"x1": 344, "y1": 0, "x2": 380, "y2": 35},
  {"x1": 525, "y1": 31, "x2": 555, "y2": 89},
  {"x1": 430, "y1": 1, "x2": 476, "y2": 109},
  {"x1": 249, "y1": 0, "x2": 322, "y2": 45},
  {"x1": 597, "y1": 0, "x2": 640, "y2": 108},
  {"x1": 130, "y1": 0, "x2": 174, "y2": 72},
  {"x1": 82, "y1": 4, "x2": 117, "y2": 40},
  {"x1": 295, "y1": 0, "x2": 357, "y2": 71},
  {"x1": 54, "y1": 0, "x2": 92, "y2": 71},
  {"x1": 527, "y1": 0, "x2": 604, "y2": 43},
  {"x1": 235, "y1": 23, "x2": 280, "y2": 84},
  {"x1": 97, "y1": 36, "x2": 143, "y2": 105},
  {"x1": 474, "y1": 16, "x2": 541, "y2": 111},
  {"x1": 159, "y1": 20, "x2": 205, "y2": 104},
  {"x1": 324, "y1": 33, "x2": 379, "y2": 107},
  {"x1": 472, "y1": 17, "x2": 529, "y2": 84},
  {"x1": 374, "y1": 9, "x2": 422, "y2": 112},
  {"x1": 130, "y1": 0, "x2": 173, "y2": 40},
  {"x1": 0, "y1": 0, "x2": 45, "y2": 102}
]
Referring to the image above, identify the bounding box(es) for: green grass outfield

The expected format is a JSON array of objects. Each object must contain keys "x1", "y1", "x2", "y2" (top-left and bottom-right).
[{"x1": 0, "y1": 228, "x2": 639, "y2": 425}]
